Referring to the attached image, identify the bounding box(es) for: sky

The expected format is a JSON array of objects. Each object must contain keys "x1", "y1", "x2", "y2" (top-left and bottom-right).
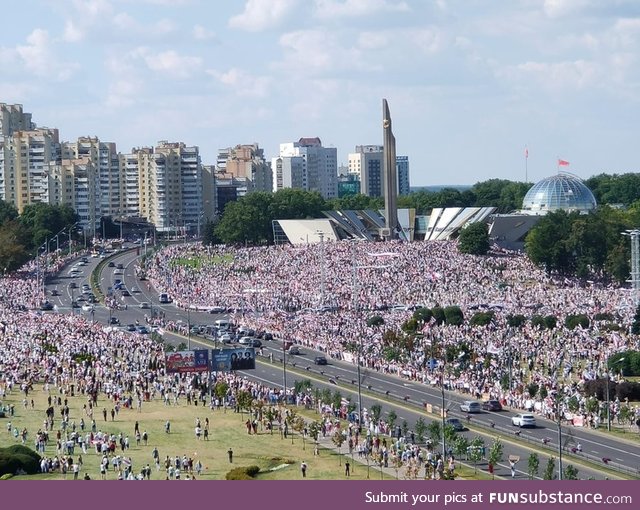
[{"x1": 1, "y1": 0, "x2": 639, "y2": 186}]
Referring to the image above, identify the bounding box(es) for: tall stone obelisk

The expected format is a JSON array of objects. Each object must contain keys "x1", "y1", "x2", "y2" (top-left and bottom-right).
[{"x1": 382, "y1": 99, "x2": 398, "y2": 240}]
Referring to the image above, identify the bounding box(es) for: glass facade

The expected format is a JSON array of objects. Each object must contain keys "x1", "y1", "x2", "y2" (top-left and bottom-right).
[{"x1": 521, "y1": 173, "x2": 596, "y2": 214}]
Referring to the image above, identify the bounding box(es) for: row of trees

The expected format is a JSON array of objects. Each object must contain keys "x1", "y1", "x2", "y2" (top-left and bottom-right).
[{"x1": 0, "y1": 201, "x2": 79, "y2": 273}]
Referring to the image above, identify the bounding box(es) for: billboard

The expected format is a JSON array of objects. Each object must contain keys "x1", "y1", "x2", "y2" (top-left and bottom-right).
[
  {"x1": 165, "y1": 349, "x2": 209, "y2": 373},
  {"x1": 211, "y1": 348, "x2": 256, "y2": 372}
]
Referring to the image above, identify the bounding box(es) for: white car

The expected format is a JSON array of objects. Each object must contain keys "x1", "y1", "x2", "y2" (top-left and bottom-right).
[
  {"x1": 512, "y1": 413, "x2": 536, "y2": 428},
  {"x1": 81, "y1": 304, "x2": 94, "y2": 312}
]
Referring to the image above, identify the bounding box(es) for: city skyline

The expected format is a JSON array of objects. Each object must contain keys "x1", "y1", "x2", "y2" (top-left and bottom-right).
[{"x1": 1, "y1": 1, "x2": 639, "y2": 185}]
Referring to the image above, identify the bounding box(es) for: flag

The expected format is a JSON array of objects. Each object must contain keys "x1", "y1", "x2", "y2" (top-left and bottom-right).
[
  {"x1": 524, "y1": 147, "x2": 529, "y2": 159},
  {"x1": 558, "y1": 159, "x2": 570, "y2": 166}
]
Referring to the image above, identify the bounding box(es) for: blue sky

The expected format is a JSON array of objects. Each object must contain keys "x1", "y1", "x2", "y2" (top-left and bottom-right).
[{"x1": 1, "y1": 0, "x2": 639, "y2": 186}]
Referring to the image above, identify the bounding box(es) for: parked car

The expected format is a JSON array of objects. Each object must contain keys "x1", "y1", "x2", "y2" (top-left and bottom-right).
[
  {"x1": 238, "y1": 336, "x2": 254, "y2": 345},
  {"x1": 50, "y1": 289, "x2": 60, "y2": 296},
  {"x1": 40, "y1": 301, "x2": 54, "y2": 311},
  {"x1": 81, "y1": 304, "x2": 94, "y2": 312},
  {"x1": 445, "y1": 418, "x2": 465, "y2": 431},
  {"x1": 107, "y1": 261, "x2": 115, "y2": 268},
  {"x1": 460, "y1": 401, "x2": 482, "y2": 413},
  {"x1": 314, "y1": 356, "x2": 328, "y2": 365},
  {"x1": 511, "y1": 413, "x2": 536, "y2": 428},
  {"x1": 159, "y1": 293, "x2": 171, "y2": 304},
  {"x1": 482, "y1": 400, "x2": 503, "y2": 412},
  {"x1": 121, "y1": 290, "x2": 131, "y2": 297},
  {"x1": 288, "y1": 345, "x2": 301, "y2": 355},
  {"x1": 139, "y1": 302, "x2": 151, "y2": 309},
  {"x1": 109, "y1": 316, "x2": 120, "y2": 325},
  {"x1": 126, "y1": 324, "x2": 137, "y2": 332},
  {"x1": 136, "y1": 326, "x2": 150, "y2": 335},
  {"x1": 69, "y1": 282, "x2": 78, "y2": 289}
]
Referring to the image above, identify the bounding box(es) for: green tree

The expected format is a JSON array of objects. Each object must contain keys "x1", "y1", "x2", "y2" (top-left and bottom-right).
[
  {"x1": 0, "y1": 200, "x2": 18, "y2": 226},
  {"x1": 414, "y1": 417, "x2": 427, "y2": 443},
  {"x1": 525, "y1": 210, "x2": 576, "y2": 275},
  {"x1": 458, "y1": 222, "x2": 490, "y2": 255},
  {"x1": 563, "y1": 464, "x2": 579, "y2": 480},
  {"x1": 0, "y1": 220, "x2": 32, "y2": 272},
  {"x1": 444, "y1": 305, "x2": 464, "y2": 326},
  {"x1": 214, "y1": 192, "x2": 274, "y2": 245},
  {"x1": 543, "y1": 457, "x2": 556, "y2": 480},
  {"x1": 527, "y1": 453, "x2": 540, "y2": 480},
  {"x1": 331, "y1": 430, "x2": 345, "y2": 465},
  {"x1": 387, "y1": 410, "x2": 397, "y2": 431},
  {"x1": 453, "y1": 435, "x2": 469, "y2": 458},
  {"x1": 487, "y1": 438, "x2": 504, "y2": 478},
  {"x1": 426, "y1": 421, "x2": 441, "y2": 445},
  {"x1": 468, "y1": 436, "x2": 485, "y2": 473}
]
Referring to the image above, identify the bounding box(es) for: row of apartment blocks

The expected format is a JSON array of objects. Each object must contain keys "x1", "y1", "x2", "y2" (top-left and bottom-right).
[{"x1": 0, "y1": 103, "x2": 410, "y2": 235}]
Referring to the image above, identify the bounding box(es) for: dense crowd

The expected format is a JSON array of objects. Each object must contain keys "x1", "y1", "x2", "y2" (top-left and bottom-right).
[
  {"x1": 146, "y1": 241, "x2": 640, "y2": 426},
  {"x1": 2, "y1": 239, "x2": 640, "y2": 480}
]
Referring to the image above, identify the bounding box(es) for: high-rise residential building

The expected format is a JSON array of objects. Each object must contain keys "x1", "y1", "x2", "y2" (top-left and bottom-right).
[
  {"x1": 396, "y1": 155, "x2": 410, "y2": 196},
  {"x1": 216, "y1": 143, "x2": 272, "y2": 193},
  {"x1": 273, "y1": 138, "x2": 338, "y2": 199},
  {"x1": 0, "y1": 103, "x2": 34, "y2": 138},
  {"x1": 348, "y1": 145, "x2": 383, "y2": 197},
  {"x1": 47, "y1": 157, "x2": 99, "y2": 234},
  {"x1": 0, "y1": 127, "x2": 61, "y2": 211},
  {"x1": 63, "y1": 137, "x2": 121, "y2": 219}
]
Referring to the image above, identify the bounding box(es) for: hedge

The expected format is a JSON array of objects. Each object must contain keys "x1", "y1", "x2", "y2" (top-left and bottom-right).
[
  {"x1": 0, "y1": 445, "x2": 41, "y2": 476},
  {"x1": 225, "y1": 465, "x2": 261, "y2": 480}
]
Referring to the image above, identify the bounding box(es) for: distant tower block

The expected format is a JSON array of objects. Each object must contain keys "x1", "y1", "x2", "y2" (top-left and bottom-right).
[{"x1": 382, "y1": 99, "x2": 398, "y2": 240}]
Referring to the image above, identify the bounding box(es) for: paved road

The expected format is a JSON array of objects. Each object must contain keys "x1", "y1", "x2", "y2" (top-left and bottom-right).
[{"x1": 43, "y1": 247, "x2": 640, "y2": 479}]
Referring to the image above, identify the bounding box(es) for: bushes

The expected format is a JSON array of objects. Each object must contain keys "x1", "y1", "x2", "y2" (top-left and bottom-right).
[
  {"x1": 470, "y1": 311, "x2": 494, "y2": 327},
  {"x1": 531, "y1": 315, "x2": 557, "y2": 330},
  {"x1": 609, "y1": 351, "x2": 640, "y2": 377},
  {"x1": 225, "y1": 465, "x2": 261, "y2": 480},
  {"x1": 444, "y1": 306, "x2": 464, "y2": 326},
  {"x1": 565, "y1": 314, "x2": 590, "y2": 330},
  {"x1": 431, "y1": 306, "x2": 446, "y2": 326},
  {"x1": 506, "y1": 314, "x2": 527, "y2": 328},
  {"x1": 0, "y1": 445, "x2": 41, "y2": 476}
]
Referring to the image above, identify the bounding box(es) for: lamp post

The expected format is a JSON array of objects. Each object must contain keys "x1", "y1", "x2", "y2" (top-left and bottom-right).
[
  {"x1": 197, "y1": 211, "x2": 205, "y2": 239},
  {"x1": 187, "y1": 306, "x2": 191, "y2": 350},
  {"x1": 350, "y1": 242, "x2": 399, "y2": 430},
  {"x1": 441, "y1": 366, "x2": 447, "y2": 459},
  {"x1": 316, "y1": 230, "x2": 326, "y2": 306},
  {"x1": 556, "y1": 387, "x2": 564, "y2": 480},
  {"x1": 606, "y1": 357, "x2": 625, "y2": 432}
]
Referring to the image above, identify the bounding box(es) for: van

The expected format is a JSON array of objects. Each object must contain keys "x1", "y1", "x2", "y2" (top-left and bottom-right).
[{"x1": 214, "y1": 319, "x2": 232, "y2": 331}]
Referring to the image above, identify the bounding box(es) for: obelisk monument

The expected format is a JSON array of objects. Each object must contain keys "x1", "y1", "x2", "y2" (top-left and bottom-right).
[{"x1": 382, "y1": 99, "x2": 398, "y2": 240}]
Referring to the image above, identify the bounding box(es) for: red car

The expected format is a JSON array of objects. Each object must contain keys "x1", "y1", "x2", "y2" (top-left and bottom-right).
[{"x1": 482, "y1": 400, "x2": 503, "y2": 411}]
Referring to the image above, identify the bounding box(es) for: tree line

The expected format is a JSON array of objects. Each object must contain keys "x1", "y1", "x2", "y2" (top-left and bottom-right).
[{"x1": 0, "y1": 201, "x2": 79, "y2": 273}]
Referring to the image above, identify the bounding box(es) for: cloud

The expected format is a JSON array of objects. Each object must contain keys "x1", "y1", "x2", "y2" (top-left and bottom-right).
[
  {"x1": 207, "y1": 68, "x2": 272, "y2": 97},
  {"x1": 193, "y1": 24, "x2": 216, "y2": 41},
  {"x1": 542, "y1": 0, "x2": 593, "y2": 18},
  {"x1": 144, "y1": 50, "x2": 203, "y2": 79},
  {"x1": 15, "y1": 29, "x2": 78, "y2": 80},
  {"x1": 499, "y1": 59, "x2": 599, "y2": 92},
  {"x1": 313, "y1": 0, "x2": 410, "y2": 19},
  {"x1": 229, "y1": 0, "x2": 300, "y2": 32}
]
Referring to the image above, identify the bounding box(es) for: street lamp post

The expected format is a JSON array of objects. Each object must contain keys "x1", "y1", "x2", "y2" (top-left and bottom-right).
[
  {"x1": 441, "y1": 368, "x2": 447, "y2": 459},
  {"x1": 606, "y1": 357, "x2": 625, "y2": 432},
  {"x1": 556, "y1": 388, "x2": 564, "y2": 480},
  {"x1": 317, "y1": 231, "x2": 325, "y2": 306},
  {"x1": 187, "y1": 306, "x2": 191, "y2": 350}
]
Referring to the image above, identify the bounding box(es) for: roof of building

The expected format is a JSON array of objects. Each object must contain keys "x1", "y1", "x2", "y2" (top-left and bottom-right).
[{"x1": 521, "y1": 172, "x2": 597, "y2": 215}]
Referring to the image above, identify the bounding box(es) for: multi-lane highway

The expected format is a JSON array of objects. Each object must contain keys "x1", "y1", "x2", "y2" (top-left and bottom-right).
[{"x1": 43, "y1": 247, "x2": 640, "y2": 480}]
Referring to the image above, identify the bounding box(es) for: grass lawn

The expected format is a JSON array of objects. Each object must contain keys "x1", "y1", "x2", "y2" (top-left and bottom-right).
[
  {"x1": 1, "y1": 385, "x2": 488, "y2": 480},
  {"x1": 169, "y1": 254, "x2": 233, "y2": 270}
]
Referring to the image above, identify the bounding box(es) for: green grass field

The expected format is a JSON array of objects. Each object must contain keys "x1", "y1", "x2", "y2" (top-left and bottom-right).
[
  {"x1": 169, "y1": 254, "x2": 233, "y2": 270},
  {"x1": 0, "y1": 385, "x2": 489, "y2": 480}
]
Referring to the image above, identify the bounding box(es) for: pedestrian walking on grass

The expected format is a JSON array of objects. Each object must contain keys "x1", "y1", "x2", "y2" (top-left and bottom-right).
[
  {"x1": 301, "y1": 461, "x2": 307, "y2": 478},
  {"x1": 227, "y1": 447, "x2": 233, "y2": 463}
]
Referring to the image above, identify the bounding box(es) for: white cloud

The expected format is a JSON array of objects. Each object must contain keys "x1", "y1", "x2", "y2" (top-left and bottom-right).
[
  {"x1": 411, "y1": 28, "x2": 446, "y2": 55},
  {"x1": 207, "y1": 68, "x2": 272, "y2": 97},
  {"x1": 15, "y1": 29, "x2": 78, "y2": 80},
  {"x1": 357, "y1": 32, "x2": 389, "y2": 50},
  {"x1": 144, "y1": 50, "x2": 203, "y2": 79},
  {"x1": 62, "y1": 19, "x2": 84, "y2": 42},
  {"x1": 500, "y1": 59, "x2": 599, "y2": 91},
  {"x1": 543, "y1": 0, "x2": 592, "y2": 18},
  {"x1": 193, "y1": 24, "x2": 216, "y2": 41},
  {"x1": 106, "y1": 78, "x2": 143, "y2": 108},
  {"x1": 313, "y1": 0, "x2": 410, "y2": 19},
  {"x1": 229, "y1": 0, "x2": 300, "y2": 32}
]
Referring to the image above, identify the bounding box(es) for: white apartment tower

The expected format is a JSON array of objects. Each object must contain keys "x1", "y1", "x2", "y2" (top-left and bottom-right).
[{"x1": 272, "y1": 137, "x2": 338, "y2": 199}]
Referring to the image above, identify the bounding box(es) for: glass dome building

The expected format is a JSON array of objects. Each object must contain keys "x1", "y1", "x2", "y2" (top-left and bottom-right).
[{"x1": 521, "y1": 173, "x2": 597, "y2": 215}]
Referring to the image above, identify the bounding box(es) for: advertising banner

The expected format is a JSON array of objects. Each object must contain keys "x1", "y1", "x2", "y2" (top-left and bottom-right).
[
  {"x1": 165, "y1": 349, "x2": 209, "y2": 373},
  {"x1": 212, "y1": 347, "x2": 256, "y2": 372}
]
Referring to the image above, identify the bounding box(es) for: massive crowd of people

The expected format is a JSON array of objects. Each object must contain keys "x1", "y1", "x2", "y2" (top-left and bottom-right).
[
  {"x1": 145, "y1": 240, "x2": 640, "y2": 427},
  {"x1": 1, "y1": 238, "x2": 640, "y2": 480}
]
